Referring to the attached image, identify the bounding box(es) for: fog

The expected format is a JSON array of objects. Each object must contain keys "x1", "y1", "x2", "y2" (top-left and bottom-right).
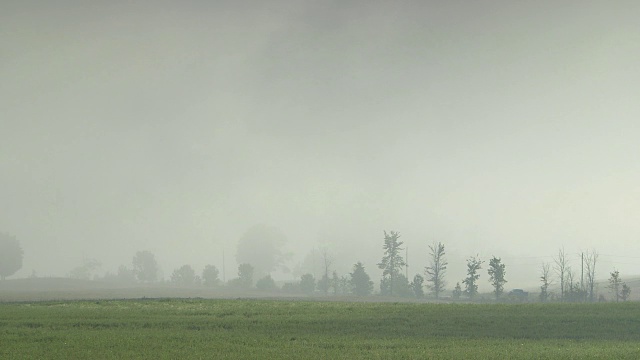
[{"x1": 2, "y1": 1, "x2": 639, "y2": 291}]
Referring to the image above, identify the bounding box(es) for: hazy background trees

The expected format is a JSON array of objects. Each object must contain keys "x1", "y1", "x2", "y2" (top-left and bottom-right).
[
  {"x1": 202, "y1": 265, "x2": 220, "y2": 287},
  {"x1": 0, "y1": 233, "x2": 23, "y2": 280},
  {"x1": 539, "y1": 263, "x2": 552, "y2": 302},
  {"x1": 171, "y1": 265, "x2": 196, "y2": 285},
  {"x1": 236, "y1": 225, "x2": 290, "y2": 280},
  {"x1": 133, "y1": 251, "x2": 158, "y2": 283}
]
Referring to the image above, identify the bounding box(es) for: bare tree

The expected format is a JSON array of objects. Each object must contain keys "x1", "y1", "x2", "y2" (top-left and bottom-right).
[
  {"x1": 584, "y1": 249, "x2": 598, "y2": 302},
  {"x1": 425, "y1": 242, "x2": 447, "y2": 299},
  {"x1": 554, "y1": 248, "x2": 569, "y2": 301},
  {"x1": 319, "y1": 247, "x2": 333, "y2": 294},
  {"x1": 539, "y1": 262, "x2": 553, "y2": 302}
]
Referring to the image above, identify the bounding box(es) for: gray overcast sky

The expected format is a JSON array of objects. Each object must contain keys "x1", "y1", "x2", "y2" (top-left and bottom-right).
[{"x1": 2, "y1": 1, "x2": 639, "y2": 288}]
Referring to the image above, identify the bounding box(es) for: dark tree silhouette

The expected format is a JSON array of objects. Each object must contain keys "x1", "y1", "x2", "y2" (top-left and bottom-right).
[
  {"x1": 377, "y1": 230, "x2": 405, "y2": 296},
  {"x1": 350, "y1": 262, "x2": 373, "y2": 296}
]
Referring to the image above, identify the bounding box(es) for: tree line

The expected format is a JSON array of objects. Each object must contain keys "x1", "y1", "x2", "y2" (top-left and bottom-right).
[{"x1": 0, "y1": 231, "x2": 634, "y2": 302}]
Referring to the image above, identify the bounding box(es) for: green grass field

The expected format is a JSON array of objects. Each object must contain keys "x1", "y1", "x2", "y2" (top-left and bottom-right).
[{"x1": 1, "y1": 299, "x2": 639, "y2": 359}]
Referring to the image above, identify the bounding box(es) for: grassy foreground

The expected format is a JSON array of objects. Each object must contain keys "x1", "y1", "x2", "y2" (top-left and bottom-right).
[{"x1": 1, "y1": 299, "x2": 639, "y2": 359}]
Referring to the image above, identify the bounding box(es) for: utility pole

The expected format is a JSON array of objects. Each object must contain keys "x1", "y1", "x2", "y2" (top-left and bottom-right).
[
  {"x1": 581, "y1": 252, "x2": 584, "y2": 301},
  {"x1": 222, "y1": 248, "x2": 226, "y2": 283},
  {"x1": 405, "y1": 247, "x2": 409, "y2": 280}
]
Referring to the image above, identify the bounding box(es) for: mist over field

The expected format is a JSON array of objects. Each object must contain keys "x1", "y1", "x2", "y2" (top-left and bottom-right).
[{"x1": 2, "y1": 1, "x2": 639, "y2": 292}]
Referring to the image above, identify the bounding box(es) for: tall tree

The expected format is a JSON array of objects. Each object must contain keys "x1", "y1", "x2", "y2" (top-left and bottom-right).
[
  {"x1": 132, "y1": 251, "x2": 158, "y2": 283},
  {"x1": 487, "y1": 257, "x2": 507, "y2": 300},
  {"x1": 584, "y1": 249, "x2": 598, "y2": 302},
  {"x1": 554, "y1": 248, "x2": 569, "y2": 301},
  {"x1": 236, "y1": 225, "x2": 289, "y2": 279},
  {"x1": 0, "y1": 233, "x2": 23, "y2": 280},
  {"x1": 377, "y1": 230, "x2": 406, "y2": 296},
  {"x1": 607, "y1": 269, "x2": 623, "y2": 303},
  {"x1": 462, "y1": 255, "x2": 484, "y2": 299},
  {"x1": 425, "y1": 242, "x2": 447, "y2": 299},
  {"x1": 539, "y1": 262, "x2": 553, "y2": 303},
  {"x1": 350, "y1": 262, "x2": 373, "y2": 296}
]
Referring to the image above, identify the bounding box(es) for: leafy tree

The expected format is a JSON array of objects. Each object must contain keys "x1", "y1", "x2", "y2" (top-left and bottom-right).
[
  {"x1": 462, "y1": 255, "x2": 484, "y2": 299},
  {"x1": 300, "y1": 273, "x2": 316, "y2": 294},
  {"x1": 202, "y1": 265, "x2": 220, "y2": 287},
  {"x1": 425, "y1": 242, "x2": 447, "y2": 299},
  {"x1": 69, "y1": 258, "x2": 101, "y2": 280},
  {"x1": 171, "y1": 265, "x2": 196, "y2": 285},
  {"x1": 487, "y1": 256, "x2": 507, "y2": 300},
  {"x1": 452, "y1": 282, "x2": 462, "y2": 300},
  {"x1": 539, "y1": 262, "x2": 553, "y2": 302},
  {"x1": 237, "y1": 263, "x2": 254, "y2": 288},
  {"x1": 0, "y1": 233, "x2": 23, "y2": 280},
  {"x1": 410, "y1": 274, "x2": 425, "y2": 299},
  {"x1": 377, "y1": 231, "x2": 406, "y2": 296},
  {"x1": 621, "y1": 283, "x2": 631, "y2": 302},
  {"x1": 236, "y1": 225, "x2": 289, "y2": 279},
  {"x1": 256, "y1": 274, "x2": 278, "y2": 291},
  {"x1": 350, "y1": 262, "x2": 373, "y2": 296},
  {"x1": 608, "y1": 270, "x2": 623, "y2": 302},
  {"x1": 132, "y1": 251, "x2": 158, "y2": 283}
]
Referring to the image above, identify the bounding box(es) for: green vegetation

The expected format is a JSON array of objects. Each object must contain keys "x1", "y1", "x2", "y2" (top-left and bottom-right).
[{"x1": 1, "y1": 299, "x2": 640, "y2": 359}]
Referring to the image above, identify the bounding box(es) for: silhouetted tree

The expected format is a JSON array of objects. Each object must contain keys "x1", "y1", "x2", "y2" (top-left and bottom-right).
[
  {"x1": 608, "y1": 270, "x2": 623, "y2": 302},
  {"x1": 463, "y1": 255, "x2": 483, "y2": 299},
  {"x1": 410, "y1": 274, "x2": 425, "y2": 298},
  {"x1": 488, "y1": 256, "x2": 507, "y2": 300},
  {"x1": 452, "y1": 282, "x2": 462, "y2": 300},
  {"x1": 132, "y1": 251, "x2": 158, "y2": 283},
  {"x1": 236, "y1": 225, "x2": 290, "y2": 279},
  {"x1": 539, "y1": 262, "x2": 553, "y2": 302},
  {"x1": 377, "y1": 230, "x2": 405, "y2": 296},
  {"x1": 350, "y1": 262, "x2": 373, "y2": 296},
  {"x1": 300, "y1": 273, "x2": 316, "y2": 294},
  {"x1": 171, "y1": 264, "x2": 196, "y2": 285},
  {"x1": 319, "y1": 247, "x2": 333, "y2": 294},
  {"x1": 425, "y1": 242, "x2": 447, "y2": 299},
  {"x1": 256, "y1": 274, "x2": 278, "y2": 291},
  {"x1": 202, "y1": 265, "x2": 220, "y2": 287},
  {"x1": 317, "y1": 274, "x2": 330, "y2": 294},
  {"x1": 0, "y1": 233, "x2": 23, "y2": 280}
]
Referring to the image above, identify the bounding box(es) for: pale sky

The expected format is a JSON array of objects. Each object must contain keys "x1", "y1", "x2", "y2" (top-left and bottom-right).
[{"x1": 2, "y1": 1, "x2": 639, "y2": 289}]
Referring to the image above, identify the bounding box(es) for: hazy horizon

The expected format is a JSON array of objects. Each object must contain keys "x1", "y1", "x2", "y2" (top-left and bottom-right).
[{"x1": 2, "y1": 1, "x2": 639, "y2": 291}]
